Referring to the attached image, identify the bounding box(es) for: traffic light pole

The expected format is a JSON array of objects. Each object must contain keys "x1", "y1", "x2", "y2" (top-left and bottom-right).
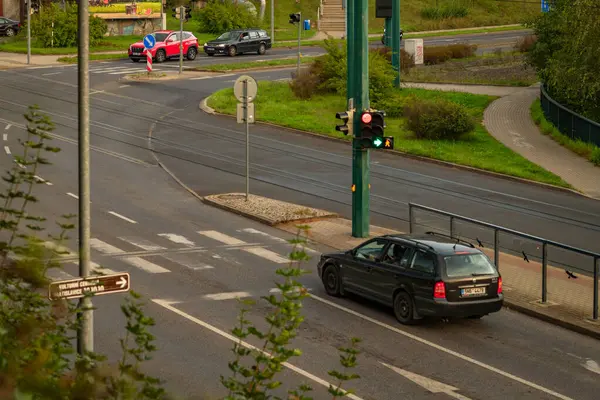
[
  {"x1": 296, "y1": 11, "x2": 301, "y2": 76},
  {"x1": 350, "y1": 0, "x2": 370, "y2": 238},
  {"x1": 26, "y1": 0, "x2": 31, "y2": 64},
  {"x1": 391, "y1": 0, "x2": 401, "y2": 86},
  {"x1": 179, "y1": 6, "x2": 183, "y2": 75},
  {"x1": 384, "y1": 17, "x2": 391, "y2": 46}
]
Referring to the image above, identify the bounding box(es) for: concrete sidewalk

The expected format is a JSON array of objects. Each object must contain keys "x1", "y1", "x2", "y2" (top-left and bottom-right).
[{"x1": 276, "y1": 217, "x2": 600, "y2": 339}]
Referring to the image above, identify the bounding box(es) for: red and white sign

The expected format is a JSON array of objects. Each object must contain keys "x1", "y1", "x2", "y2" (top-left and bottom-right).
[{"x1": 146, "y1": 51, "x2": 152, "y2": 72}]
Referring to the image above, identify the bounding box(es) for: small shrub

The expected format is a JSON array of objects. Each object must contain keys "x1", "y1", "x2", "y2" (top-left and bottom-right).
[
  {"x1": 404, "y1": 98, "x2": 475, "y2": 140},
  {"x1": 424, "y1": 43, "x2": 477, "y2": 65},
  {"x1": 31, "y1": 3, "x2": 107, "y2": 48},
  {"x1": 371, "y1": 47, "x2": 416, "y2": 73},
  {"x1": 591, "y1": 147, "x2": 600, "y2": 166},
  {"x1": 289, "y1": 69, "x2": 319, "y2": 99},
  {"x1": 514, "y1": 34, "x2": 537, "y2": 53},
  {"x1": 420, "y1": 5, "x2": 469, "y2": 19},
  {"x1": 196, "y1": 0, "x2": 259, "y2": 34}
]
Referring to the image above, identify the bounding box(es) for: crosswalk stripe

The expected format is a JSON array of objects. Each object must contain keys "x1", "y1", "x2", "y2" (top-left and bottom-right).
[
  {"x1": 69, "y1": 260, "x2": 117, "y2": 276},
  {"x1": 108, "y1": 69, "x2": 151, "y2": 75},
  {"x1": 47, "y1": 269, "x2": 76, "y2": 281},
  {"x1": 203, "y1": 291, "x2": 251, "y2": 300},
  {"x1": 244, "y1": 247, "x2": 290, "y2": 264},
  {"x1": 197, "y1": 230, "x2": 246, "y2": 245},
  {"x1": 239, "y1": 228, "x2": 287, "y2": 243},
  {"x1": 90, "y1": 66, "x2": 130, "y2": 73},
  {"x1": 118, "y1": 236, "x2": 166, "y2": 251},
  {"x1": 90, "y1": 238, "x2": 170, "y2": 274},
  {"x1": 158, "y1": 233, "x2": 195, "y2": 247}
]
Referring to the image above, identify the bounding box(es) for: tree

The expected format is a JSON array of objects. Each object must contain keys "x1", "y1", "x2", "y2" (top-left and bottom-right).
[{"x1": 525, "y1": 0, "x2": 600, "y2": 121}]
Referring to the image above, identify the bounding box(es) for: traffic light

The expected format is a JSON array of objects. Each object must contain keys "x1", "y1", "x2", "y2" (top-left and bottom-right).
[
  {"x1": 358, "y1": 110, "x2": 393, "y2": 149},
  {"x1": 289, "y1": 13, "x2": 301, "y2": 24},
  {"x1": 171, "y1": 7, "x2": 180, "y2": 19},
  {"x1": 184, "y1": 6, "x2": 192, "y2": 21},
  {"x1": 335, "y1": 110, "x2": 353, "y2": 136}
]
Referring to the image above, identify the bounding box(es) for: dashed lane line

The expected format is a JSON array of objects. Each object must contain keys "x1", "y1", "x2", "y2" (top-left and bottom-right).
[{"x1": 108, "y1": 211, "x2": 137, "y2": 224}]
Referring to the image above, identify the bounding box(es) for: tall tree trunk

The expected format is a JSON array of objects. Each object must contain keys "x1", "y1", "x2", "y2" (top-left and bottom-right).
[{"x1": 259, "y1": 0, "x2": 266, "y2": 21}]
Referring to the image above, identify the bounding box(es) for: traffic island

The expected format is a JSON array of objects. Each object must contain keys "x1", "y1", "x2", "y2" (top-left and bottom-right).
[
  {"x1": 202, "y1": 193, "x2": 337, "y2": 226},
  {"x1": 121, "y1": 71, "x2": 219, "y2": 82}
]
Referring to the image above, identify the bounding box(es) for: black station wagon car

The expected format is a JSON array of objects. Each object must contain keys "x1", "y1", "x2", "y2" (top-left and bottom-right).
[
  {"x1": 203, "y1": 29, "x2": 272, "y2": 57},
  {"x1": 317, "y1": 232, "x2": 503, "y2": 325}
]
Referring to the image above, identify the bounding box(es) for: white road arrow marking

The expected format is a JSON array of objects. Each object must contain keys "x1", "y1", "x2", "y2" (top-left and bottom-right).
[
  {"x1": 117, "y1": 276, "x2": 127, "y2": 289},
  {"x1": 583, "y1": 359, "x2": 600, "y2": 375},
  {"x1": 380, "y1": 362, "x2": 472, "y2": 400}
]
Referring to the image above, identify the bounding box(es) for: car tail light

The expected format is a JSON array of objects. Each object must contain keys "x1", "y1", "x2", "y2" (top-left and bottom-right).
[
  {"x1": 434, "y1": 281, "x2": 446, "y2": 299},
  {"x1": 497, "y1": 277, "x2": 503, "y2": 294}
]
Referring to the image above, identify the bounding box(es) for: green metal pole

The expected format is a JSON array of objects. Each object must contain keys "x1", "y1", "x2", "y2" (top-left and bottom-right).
[
  {"x1": 391, "y1": 0, "x2": 400, "y2": 87},
  {"x1": 350, "y1": 0, "x2": 370, "y2": 238},
  {"x1": 346, "y1": 0, "x2": 354, "y2": 104},
  {"x1": 384, "y1": 17, "x2": 391, "y2": 47}
]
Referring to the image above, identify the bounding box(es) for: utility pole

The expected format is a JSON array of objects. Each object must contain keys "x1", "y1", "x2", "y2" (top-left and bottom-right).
[
  {"x1": 349, "y1": 0, "x2": 370, "y2": 238},
  {"x1": 77, "y1": 0, "x2": 93, "y2": 354},
  {"x1": 26, "y1": 0, "x2": 31, "y2": 64},
  {"x1": 384, "y1": 17, "x2": 391, "y2": 46},
  {"x1": 179, "y1": 5, "x2": 183, "y2": 75},
  {"x1": 391, "y1": 0, "x2": 401, "y2": 86},
  {"x1": 296, "y1": 11, "x2": 301, "y2": 76},
  {"x1": 270, "y1": 0, "x2": 274, "y2": 43}
]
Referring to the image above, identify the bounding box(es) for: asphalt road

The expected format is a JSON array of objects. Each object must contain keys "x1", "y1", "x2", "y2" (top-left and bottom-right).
[{"x1": 1, "y1": 50, "x2": 600, "y2": 400}]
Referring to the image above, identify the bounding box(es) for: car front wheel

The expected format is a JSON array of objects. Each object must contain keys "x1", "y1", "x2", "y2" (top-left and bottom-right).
[
  {"x1": 322, "y1": 265, "x2": 342, "y2": 297},
  {"x1": 228, "y1": 46, "x2": 237, "y2": 57},
  {"x1": 155, "y1": 49, "x2": 166, "y2": 63},
  {"x1": 393, "y1": 291, "x2": 416, "y2": 325},
  {"x1": 6, "y1": 28, "x2": 15, "y2": 37}
]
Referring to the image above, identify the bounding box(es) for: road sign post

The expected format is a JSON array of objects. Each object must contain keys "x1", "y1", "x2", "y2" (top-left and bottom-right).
[
  {"x1": 234, "y1": 75, "x2": 257, "y2": 201},
  {"x1": 143, "y1": 34, "x2": 155, "y2": 76},
  {"x1": 26, "y1": 0, "x2": 31, "y2": 64},
  {"x1": 179, "y1": 5, "x2": 184, "y2": 75},
  {"x1": 391, "y1": 0, "x2": 400, "y2": 87},
  {"x1": 49, "y1": 273, "x2": 131, "y2": 301}
]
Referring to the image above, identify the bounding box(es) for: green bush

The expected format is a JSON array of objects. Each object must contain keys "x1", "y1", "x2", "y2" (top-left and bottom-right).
[
  {"x1": 404, "y1": 97, "x2": 475, "y2": 140},
  {"x1": 31, "y1": 3, "x2": 107, "y2": 48},
  {"x1": 591, "y1": 147, "x2": 600, "y2": 166},
  {"x1": 514, "y1": 34, "x2": 537, "y2": 53},
  {"x1": 289, "y1": 68, "x2": 320, "y2": 99},
  {"x1": 371, "y1": 47, "x2": 416, "y2": 73},
  {"x1": 421, "y1": 4, "x2": 469, "y2": 19},
  {"x1": 424, "y1": 43, "x2": 477, "y2": 65},
  {"x1": 195, "y1": 0, "x2": 259, "y2": 34}
]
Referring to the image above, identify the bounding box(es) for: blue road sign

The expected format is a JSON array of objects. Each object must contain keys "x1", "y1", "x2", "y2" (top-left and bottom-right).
[
  {"x1": 143, "y1": 34, "x2": 156, "y2": 49},
  {"x1": 541, "y1": 0, "x2": 550, "y2": 12}
]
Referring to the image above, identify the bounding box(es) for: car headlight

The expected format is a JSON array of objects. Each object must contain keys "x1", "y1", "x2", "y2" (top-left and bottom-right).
[
  {"x1": 217, "y1": 44, "x2": 225, "y2": 47},
  {"x1": 203, "y1": 42, "x2": 207, "y2": 46}
]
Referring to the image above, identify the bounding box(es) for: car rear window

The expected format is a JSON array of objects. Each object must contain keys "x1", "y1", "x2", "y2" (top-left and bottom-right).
[{"x1": 443, "y1": 253, "x2": 496, "y2": 278}]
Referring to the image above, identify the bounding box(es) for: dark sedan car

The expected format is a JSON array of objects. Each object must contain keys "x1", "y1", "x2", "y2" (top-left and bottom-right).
[
  {"x1": 0, "y1": 17, "x2": 21, "y2": 37},
  {"x1": 317, "y1": 232, "x2": 503, "y2": 325},
  {"x1": 203, "y1": 28, "x2": 272, "y2": 57}
]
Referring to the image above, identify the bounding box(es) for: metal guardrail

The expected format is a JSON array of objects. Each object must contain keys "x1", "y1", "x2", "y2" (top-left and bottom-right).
[
  {"x1": 408, "y1": 203, "x2": 600, "y2": 320},
  {"x1": 540, "y1": 84, "x2": 600, "y2": 147}
]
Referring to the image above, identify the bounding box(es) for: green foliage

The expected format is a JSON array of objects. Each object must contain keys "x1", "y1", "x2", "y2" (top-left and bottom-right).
[
  {"x1": 31, "y1": 3, "x2": 107, "y2": 48},
  {"x1": 195, "y1": 0, "x2": 259, "y2": 34},
  {"x1": 0, "y1": 106, "x2": 166, "y2": 399},
  {"x1": 525, "y1": 0, "x2": 600, "y2": 121},
  {"x1": 420, "y1": 4, "x2": 469, "y2": 20},
  {"x1": 404, "y1": 97, "x2": 475, "y2": 140},
  {"x1": 221, "y1": 225, "x2": 361, "y2": 399},
  {"x1": 423, "y1": 43, "x2": 477, "y2": 65},
  {"x1": 514, "y1": 34, "x2": 537, "y2": 53}
]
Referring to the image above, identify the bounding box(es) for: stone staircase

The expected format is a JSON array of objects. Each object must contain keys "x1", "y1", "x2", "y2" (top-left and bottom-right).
[{"x1": 318, "y1": 0, "x2": 345, "y2": 38}]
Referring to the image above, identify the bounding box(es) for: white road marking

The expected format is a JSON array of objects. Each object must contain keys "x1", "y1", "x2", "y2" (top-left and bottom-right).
[
  {"x1": 27, "y1": 66, "x2": 56, "y2": 70},
  {"x1": 308, "y1": 294, "x2": 573, "y2": 400},
  {"x1": 66, "y1": 192, "x2": 79, "y2": 199},
  {"x1": 381, "y1": 362, "x2": 472, "y2": 400},
  {"x1": 2, "y1": 133, "x2": 7, "y2": 141},
  {"x1": 203, "y1": 291, "x2": 251, "y2": 300},
  {"x1": 118, "y1": 236, "x2": 166, "y2": 251},
  {"x1": 239, "y1": 228, "x2": 288, "y2": 243},
  {"x1": 47, "y1": 268, "x2": 76, "y2": 281},
  {"x1": 34, "y1": 175, "x2": 52, "y2": 185},
  {"x1": 583, "y1": 359, "x2": 600, "y2": 375},
  {"x1": 152, "y1": 299, "x2": 363, "y2": 400},
  {"x1": 4, "y1": 124, "x2": 10, "y2": 130},
  {"x1": 189, "y1": 76, "x2": 211, "y2": 80},
  {"x1": 269, "y1": 287, "x2": 312, "y2": 294},
  {"x1": 108, "y1": 211, "x2": 137, "y2": 224},
  {"x1": 119, "y1": 84, "x2": 131, "y2": 88},
  {"x1": 42, "y1": 241, "x2": 77, "y2": 257},
  {"x1": 90, "y1": 66, "x2": 130, "y2": 72},
  {"x1": 4, "y1": 146, "x2": 10, "y2": 155},
  {"x1": 108, "y1": 69, "x2": 149, "y2": 75},
  {"x1": 158, "y1": 233, "x2": 195, "y2": 247},
  {"x1": 244, "y1": 247, "x2": 290, "y2": 263},
  {"x1": 69, "y1": 260, "x2": 117, "y2": 276},
  {"x1": 160, "y1": 252, "x2": 214, "y2": 271},
  {"x1": 216, "y1": 73, "x2": 235, "y2": 78},
  {"x1": 90, "y1": 238, "x2": 170, "y2": 274},
  {"x1": 197, "y1": 230, "x2": 245, "y2": 245},
  {"x1": 90, "y1": 90, "x2": 105, "y2": 95},
  {"x1": 42, "y1": 72, "x2": 62, "y2": 76}
]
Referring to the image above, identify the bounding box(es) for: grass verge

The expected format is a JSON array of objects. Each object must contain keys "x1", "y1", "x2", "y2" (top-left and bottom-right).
[
  {"x1": 194, "y1": 57, "x2": 315, "y2": 72},
  {"x1": 57, "y1": 53, "x2": 128, "y2": 63},
  {"x1": 403, "y1": 51, "x2": 538, "y2": 86},
  {"x1": 530, "y1": 99, "x2": 600, "y2": 166},
  {"x1": 207, "y1": 81, "x2": 568, "y2": 187}
]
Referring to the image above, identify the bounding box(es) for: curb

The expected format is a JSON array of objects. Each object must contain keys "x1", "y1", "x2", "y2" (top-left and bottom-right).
[
  {"x1": 198, "y1": 96, "x2": 585, "y2": 198},
  {"x1": 201, "y1": 197, "x2": 278, "y2": 226},
  {"x1": 503, "y1": 300, "x2": 600, "y2": 340}
]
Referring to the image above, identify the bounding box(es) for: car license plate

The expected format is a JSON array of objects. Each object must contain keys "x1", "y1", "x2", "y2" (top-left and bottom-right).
[
  {"x1": 461, "y1": 287, "x2": 486, "y2": 297},
  {"x1": 205, "y1": 47, "x2": 214, "y2": 50}
]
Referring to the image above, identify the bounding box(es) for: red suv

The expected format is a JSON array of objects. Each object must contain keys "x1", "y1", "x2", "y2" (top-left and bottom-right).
[{"x1": 128, "y1": 30, "x2": 199, "y2": 63}]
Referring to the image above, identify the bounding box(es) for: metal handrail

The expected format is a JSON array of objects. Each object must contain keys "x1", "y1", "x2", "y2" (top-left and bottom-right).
[{"x1": 408, "y1": 202, "x2": 599, "y2": 320}]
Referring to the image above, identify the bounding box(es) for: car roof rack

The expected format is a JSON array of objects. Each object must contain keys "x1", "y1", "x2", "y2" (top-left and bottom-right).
[
  {"x1": 383, "y1": 234, "x2": 436, "y2": 251},
  {"x1": 424, "y1": 231, "x2": 475, "y2": 248}
]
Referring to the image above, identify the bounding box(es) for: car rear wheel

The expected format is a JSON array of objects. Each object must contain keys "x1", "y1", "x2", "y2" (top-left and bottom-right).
[
  {"x1": 257, "y1": 43, "x2": 266, "y2": 55},
  {"x1": 393, "y1": 291, "x2": 416, "y2": 325},
  {"x1": 155, "y1": 49, "x2": 166, "y2": 63},
  {"x1": 187, "y1": 47, "x2": 197, "y2": 61},
  {"x1": 6, "y1": 28, "x2": 15, "y2": 37},
  {"x1": 322, "y1": 265, "x2": 342, "y2": 297},
  {"x1": 228, "y1": 46, "x2": 237, "y2": 57}
]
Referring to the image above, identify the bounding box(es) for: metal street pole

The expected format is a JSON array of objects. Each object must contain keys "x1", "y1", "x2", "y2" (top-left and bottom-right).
[
  {"x1": 179, "y1": 6, "x2": 183, "y2": 75},
  {"x1": 77, "y1": 0, "x2": 93, "y2": 354},
  {"x1": 346, "y1": 0, "x2": 354, "y2": 104},
  {"x1": 391, "y1": 0, "x2": 401, "y2": 86},
  {"x1": 384, "y1": 17, "x2": 391, "y2": 47},
  {"x1": 26, "y1": 0, "x2": 31, "y2": 64},
  {"x1": 271, "y1": 0, "x2": 274, "y2": 43},
  {"x1": 296, "y1": 11, "x2": 301, "y2": 76},
  {"x1": 244, "y1": 79, "x2": 249, "y2": 201},
  {"x1": 350, "y1": 0, "x2": 369, "y2": 238}
]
